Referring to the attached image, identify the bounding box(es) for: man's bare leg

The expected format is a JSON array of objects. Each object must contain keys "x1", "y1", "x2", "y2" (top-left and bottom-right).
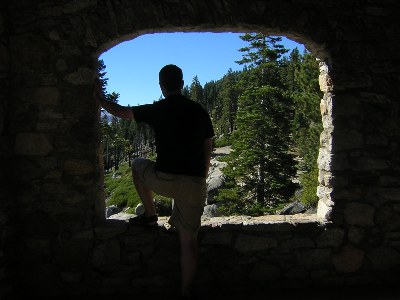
[
  {"x1": 179, "y1": 229, "x2": 198, "y2": 297},
  {"x1": 132, "y1": 165, "x2": 156, "y2": 217}
]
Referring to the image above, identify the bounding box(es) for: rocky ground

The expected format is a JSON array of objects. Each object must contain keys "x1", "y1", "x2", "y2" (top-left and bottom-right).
[
  {"x1": 107, "y1": 145, "x2": 312, "y2": 220},
  {"x1": 107, "y1": 146, "x2": 231, "y2": 219}
]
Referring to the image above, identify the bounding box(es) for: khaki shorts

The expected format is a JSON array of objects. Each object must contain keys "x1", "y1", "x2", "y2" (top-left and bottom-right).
[{"x1": 132, "y1": 158, "x2": 206, "y2": 235}]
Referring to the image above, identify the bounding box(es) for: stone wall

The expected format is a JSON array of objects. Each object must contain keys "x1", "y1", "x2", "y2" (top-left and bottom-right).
[
  {"x1": 0, "y1": 3, "x2": 14, "y2": 297},
  {"x1": 0, "y1": 0, "x2": 400, "y2": 297}
]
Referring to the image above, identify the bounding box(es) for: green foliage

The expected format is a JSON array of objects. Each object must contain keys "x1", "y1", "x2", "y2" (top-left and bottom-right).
[
  {"x1": 287, "y1": 51, "x2": 323, "y2": 208},
  {"x1": 218, "y1": 85, "x2": 297, "y2": 215},
  {"x1": 154, "y1": 195, "x2": 173, "y2": 216},
  {"x1": 104, "y1": 162, "x2": 173, "y2": 216},
  {"x1": 214, "y1": 34, "x2": 298, "y2": 216},
  {"x1": 299, "y1": 164, "x2": 319, "y2": 207},
  {"x1": 214, "y1": 134, "x2": 231, "y2": 148},
  {"x1": 104, "y1": 163, "x2": 140, "y2": 208},
  {"x1": 291, "y1": 52, "x2": 323, "y2": 173},
  {"x1": 236, "y1": 34, "x2": 288, "y2": 67}
]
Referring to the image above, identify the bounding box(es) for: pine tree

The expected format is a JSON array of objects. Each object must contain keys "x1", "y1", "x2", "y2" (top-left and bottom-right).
[
  {"x1": 218, "y1": 34, "x2": 297, "y2": 215},
  {"x1": 218, "y1": 69, "x2": 241, "y2": 135},
  {"x1": 189, "y1": 76, "x2": 205, "y2": 108}
]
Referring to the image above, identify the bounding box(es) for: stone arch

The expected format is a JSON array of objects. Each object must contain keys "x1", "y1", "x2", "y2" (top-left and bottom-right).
[
  {"x1": 86, "y1": 2, "x2": 334, "y2": 220},
  {"x1": 96, "y1": 29, "x2": 333, "y2": 218}
]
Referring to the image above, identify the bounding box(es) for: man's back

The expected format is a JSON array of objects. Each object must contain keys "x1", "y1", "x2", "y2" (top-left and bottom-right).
[{"x1": 132, "y1": 95, "x2": 214, "y2": 177}]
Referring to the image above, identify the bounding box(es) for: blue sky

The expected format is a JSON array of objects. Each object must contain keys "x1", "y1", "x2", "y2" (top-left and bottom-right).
[{"x1": 100, "y1": 33, "x2": 305, "y2": 106}]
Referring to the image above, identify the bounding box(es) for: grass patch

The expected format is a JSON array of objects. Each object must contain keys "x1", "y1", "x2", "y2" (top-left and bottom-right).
[
  {"x1": 104, "y1": 163, "x2": 141, "y2": 209},
  {"x1": 104, "y1": 162, "x2": 173, "y2": 216},
  {"x1": 214, "y1": 135, "x2": 231, "y2": 148}
]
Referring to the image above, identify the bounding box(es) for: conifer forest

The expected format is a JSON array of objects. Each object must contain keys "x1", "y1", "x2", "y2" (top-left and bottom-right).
[{"x1": 98, "y1": 34, "x2": 323, "y2": 216}]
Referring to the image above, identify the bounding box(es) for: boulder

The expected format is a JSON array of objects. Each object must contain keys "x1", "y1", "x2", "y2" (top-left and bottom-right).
[
  {"x1": 202, "y1": 204, "x2": 221, "y2": 218},
  {"x1": 206, "y1": 156, "x2": 227, "y2": 204},
  {"x1": 278, "y1": 201, "x2": 306, "y2": 215},
  {"x1": 135, "y1": 203, "x2": 145, "y2": 216},
  {"x1": 105, "y1": 205, "x2": 121, "y2": 218}
]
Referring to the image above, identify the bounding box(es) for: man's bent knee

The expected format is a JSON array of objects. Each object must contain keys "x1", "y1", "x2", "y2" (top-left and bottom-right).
[{"x1": 132, "y1": 157, "x2": 145, "y2": 175}]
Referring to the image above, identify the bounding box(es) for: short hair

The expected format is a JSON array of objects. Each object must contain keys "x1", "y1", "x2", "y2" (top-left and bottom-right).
[{"x1": 159, "y1": 64, "x2": 183, "y2": 92}]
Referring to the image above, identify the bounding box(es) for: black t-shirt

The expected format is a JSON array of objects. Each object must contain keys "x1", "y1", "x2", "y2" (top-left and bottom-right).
[{"x1": 131, "y1": 95, "x2": 214, "y2": 177}]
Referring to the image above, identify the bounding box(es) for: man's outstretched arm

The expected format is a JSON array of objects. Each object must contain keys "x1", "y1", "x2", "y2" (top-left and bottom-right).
[{"x1": 93, "y1": 79, "x2": 134, "y2": 120}]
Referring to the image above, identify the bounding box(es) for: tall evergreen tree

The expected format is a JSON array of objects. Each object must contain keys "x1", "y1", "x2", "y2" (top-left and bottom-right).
[
  {"x1": 203, "y1": 80, "x2": 220, "y2": 117},
  {"x1": 218, "y1": 33, "x2": 297, "y2": 215},
  {"x1": 189, "y1": 75, "x2": 205, "y2": 108},
  {"x1": 218, "y1": 69, "x2": 241, "y2": 134}
]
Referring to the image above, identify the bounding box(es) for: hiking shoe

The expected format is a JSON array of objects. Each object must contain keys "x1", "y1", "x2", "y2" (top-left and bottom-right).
[{"x1": 129, "y1": 213, "x2": 158, "y2": 226}]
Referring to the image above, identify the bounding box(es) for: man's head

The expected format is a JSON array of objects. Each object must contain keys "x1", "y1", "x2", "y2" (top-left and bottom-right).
[{"x1": 159, "y1": 64, "x2": 184, "y2": 96}]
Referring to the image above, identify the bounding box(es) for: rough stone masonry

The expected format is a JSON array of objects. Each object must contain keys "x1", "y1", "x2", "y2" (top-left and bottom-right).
[{"x1": 0, "y1": 0, "x2": 399, "y2": 298}]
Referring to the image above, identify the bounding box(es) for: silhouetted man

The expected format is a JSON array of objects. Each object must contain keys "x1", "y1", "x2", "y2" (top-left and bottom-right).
[{"x1": 93, "y1": 64, "x2": 214, "y2": 297}]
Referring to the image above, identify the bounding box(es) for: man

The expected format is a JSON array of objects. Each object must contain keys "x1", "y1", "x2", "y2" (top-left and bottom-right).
[{"x1": 93, "y1": 64, "x2": 214, "y2": 297}]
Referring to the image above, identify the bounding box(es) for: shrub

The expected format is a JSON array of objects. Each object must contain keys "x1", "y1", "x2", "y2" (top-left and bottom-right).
[{"x1": 299, "y1": 165, "x2": 319, "y2": 208}]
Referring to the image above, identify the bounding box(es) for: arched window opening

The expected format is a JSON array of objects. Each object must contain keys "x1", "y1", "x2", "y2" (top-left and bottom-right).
[{"x1": 97, "y1": 32, "x2": 329, "y2": 221}]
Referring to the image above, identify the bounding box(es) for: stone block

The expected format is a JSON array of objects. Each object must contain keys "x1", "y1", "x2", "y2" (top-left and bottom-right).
[
  {"x1": 367, "y1": 246, "x2": 400, "y2": 270},
  {"x1": 379, "y1": 176, "x2": 400, "y2": 187},
  {"x1": 322, "y1": 114, "x2": 333, "y2": 130},
  {"x1": 102, "y1": 276, "x2": 130, "y2": 288},
  {"x1": 285, "y1": 266, "x2": 309, "y2": 279},
  {"x1": 0, "y1": 44, "x2": 9, "y2": 78},
  {"x1": 296, "y1": 248, "x2": 331, "y2": 266},
  {"x1": 316, "y1": 228, "x2": 345, "y2": 248},
  {"x1": 317, "y1": 147, "x2": 332, "y2": 171},
  {"x1": 332, "y1": 130, "x2": 364, "y2": 152},
  {"x1": 331, "y1": 153, "x2": 350, "y2": 171},
  {"x1": 376, "y1": 205, "x2": 400, "y2": 232},
  {"x1": 63, "y1": 159, "x2": 95, "y2": 175},
  {"x1": 234, "y1": 234, "x2": 277, "y2": 253},
  {"x1": 63, "y1": 0, "x2": 97, "y2": 14},
  {"x1": 348, "y1": 226, "x2": 366, "y2": 244},
  {"x1": 320, "y1": 130, "x2": 332, "y2": 149},
  {"x1": 344, "y1": 202, "x2": 375, "y2": 226},
  {"x1": 15, "y1": 133, "x2": 53, "y2": 156},
  {"x1": 332, "y1": 187, "x2": 363, "y2": 201},
  {"x1": 60, "y1": 271, "x2": 83, "y2": 283},
  {"x1": 242, "y1": 221, "x2": 294, "y2": 233},
  {"x1": 64, "y1": 67, "x2": 94, "y2": 85},
  {"x1": 355, "y1": 157, "x2": 390, "y2": 171},
  {"x1": 365, "y1": 134, "x2": 388, "y2": 146},
  {"x1": 249, "y1": 262, "x2": 282, "y2": 281},
  {"x1": 56, "y1": 59, "x2": 68, "y2": 72},
  {"x1": 0, "y1": 13, "x2": 3, "y2": 34},
  {"x1": 23, "y1": 237, "x2": 52, "y2": 258},
  {"x1": 94, "y1": 220, "x2": 127, "y2": 240},
  {"x1": 122, "y1": 251, "x2": 141, "y2": 266},
  {"x1": 201, "y1": 231, "x2": 232, "y2": 246},
  {"x1": 378, "y1": 188, "x2": 400, "y2": 202},
  {"x1": 91, "y1": 239, "x2": 121, "y2": 271},
  {"x1": 279, "y1": 237, "x2": 315, "y2": 251},
  {"x1": 332, "y1": 94, "x2": 361, "y2": 117},
  {"x1": 332, "y1": 244, "x2": 364, "y2": 273},
  {"x1": 33, "y1": 86, "x2": 60, "y2": 105},
  {"x1": 319, "y1": 73, "x2": 333, "y2": 92},
  {"x1": 317, "y1": 198, "x2": 333, "y2": 220},
  {"x1": 54, "y1": 239, "x2": 93, "y2": 270},
  {"x1": 316, "y1": 185, "x2": 333, "y2": 203}
]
